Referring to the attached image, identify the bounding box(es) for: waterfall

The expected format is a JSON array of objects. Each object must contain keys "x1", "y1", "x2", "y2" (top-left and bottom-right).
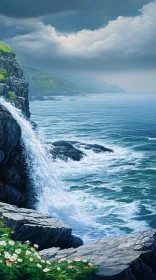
[{"x1": 0, "y1": 98, "x2": 79, "y2": 219}]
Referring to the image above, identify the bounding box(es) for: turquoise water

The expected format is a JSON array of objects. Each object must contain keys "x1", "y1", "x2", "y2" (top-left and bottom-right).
[{"x1": 30, "y1": 92, "x2": 156, "y2": 242}]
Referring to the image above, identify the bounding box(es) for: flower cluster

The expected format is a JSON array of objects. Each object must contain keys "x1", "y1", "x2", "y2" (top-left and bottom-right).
[{"x1": 0, "y1": 220, "x2": 96, "y2": 280}]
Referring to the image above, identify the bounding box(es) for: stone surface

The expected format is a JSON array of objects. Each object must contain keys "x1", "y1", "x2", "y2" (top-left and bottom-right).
[
  {"x1": 0, "y1": 105, "x2": 29, "y2": 207},
  {"x1": 50, "y1": 140, "x2": 113, "y2": 162},
  {"x1": 0, "y1": 51, "x2": 31, "y2": 207},
  {"x1": 0, "y1": 202, "x2": 83, "y2": 250},
  {"x1": 70, "y1": 141, "x2": 114, "y2": 154},
  {"x1": 40, "y1": 231, "x2": 156, "y2": 280},
  {"x1": 0, "y1": 51, "x2": 30, "y2": 117},
  {"x1": 51, "y1": 140, "x2": 85, "y2": 161}
]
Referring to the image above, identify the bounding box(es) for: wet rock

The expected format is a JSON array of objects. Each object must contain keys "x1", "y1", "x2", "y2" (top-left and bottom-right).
[
  {"x1": 0, "y1": 202, "x2": 83, "y2": 250},
  {"x1": 40, "y1": 231, "x2": 156, "y2": 280},
  {"x1": 0, "y1": 51, "x2": 31, "y2": 207},
  {"x1": 0, "y1": 150, "x2": 4, "y2": 162},
  {"x1": 50, "y1": 140, "x2": 113, "y2": 162},
  {"x1": 70, "y1": 141, "x2": 114, "y2": 153},
  {"x1": 51, "y1": 140, "x2": 85, "y2": 161}
]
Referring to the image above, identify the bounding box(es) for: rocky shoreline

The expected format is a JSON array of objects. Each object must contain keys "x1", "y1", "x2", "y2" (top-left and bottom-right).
[{"x1": 0, "y1": 46, "x2": 156, "y2": 279}]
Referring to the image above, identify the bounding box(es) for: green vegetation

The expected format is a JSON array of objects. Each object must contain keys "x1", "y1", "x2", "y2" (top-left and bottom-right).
[
  {"x1": 0, "y1": 42, "x2": 15, "y2": 56},
  {"x1": 8, "y1": 91, "x2": 16, "y2": 101},
  {"x1": 23, "y1": 67, "x2": 85, "y2": 97},
  {"x1": 0, "y1": 220, "x2": 96, "y2": 280},
  {"x1": 0, "y1": 69, "x2": 7, "y2": 82},
  {"x1": 23, "y1": 66, "x2": 125, "y2": 98}
]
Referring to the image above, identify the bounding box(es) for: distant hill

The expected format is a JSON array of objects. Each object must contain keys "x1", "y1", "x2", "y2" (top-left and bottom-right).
[{"x1": 23, "y1": 66, "x2": 125, "y2": 98}]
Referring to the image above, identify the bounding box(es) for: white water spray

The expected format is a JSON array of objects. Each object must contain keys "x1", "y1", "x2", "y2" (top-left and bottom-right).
[{"x1": 0, "y1": 97, "x2": 98, "y2": 239}]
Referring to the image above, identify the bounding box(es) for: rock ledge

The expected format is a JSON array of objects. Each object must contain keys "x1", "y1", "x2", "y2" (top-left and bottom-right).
[{"x1": 0, "y1": 202, "x2": 83, "y2": 250}]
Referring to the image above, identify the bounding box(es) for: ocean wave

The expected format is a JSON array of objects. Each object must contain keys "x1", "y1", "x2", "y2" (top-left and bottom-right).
[{"x1": 148, "y1": 137, "x2": 156, "y2": 141}]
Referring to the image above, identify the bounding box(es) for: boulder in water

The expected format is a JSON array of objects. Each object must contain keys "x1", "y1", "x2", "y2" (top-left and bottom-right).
[
  {"x1": 70, "y1": 141, "x2": 114, "y2": 154},
  {"x1": 51, "y1": 140, "x2": 85, "y2": 161},
  {"x1": 50, "y1": 140, "x2": 113, "y2": 162}
]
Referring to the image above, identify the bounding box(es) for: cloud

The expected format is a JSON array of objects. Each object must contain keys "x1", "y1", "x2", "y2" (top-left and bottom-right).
[
  {"x1": 1, "y1": 1, "x2": 156, "y2": 71},
  {"x1": 0, "y1": 0, "x2": 150, "y2": 33}
]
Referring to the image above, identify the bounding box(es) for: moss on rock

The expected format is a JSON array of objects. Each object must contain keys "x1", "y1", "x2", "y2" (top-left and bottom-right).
[{"x1": 0, "y1": 42, "x2": 15, "y2": 56}]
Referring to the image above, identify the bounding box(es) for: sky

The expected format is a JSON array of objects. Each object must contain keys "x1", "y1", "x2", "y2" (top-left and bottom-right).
[{"x1": 0, "y1": 0, "x2": 156, "y2": 92}]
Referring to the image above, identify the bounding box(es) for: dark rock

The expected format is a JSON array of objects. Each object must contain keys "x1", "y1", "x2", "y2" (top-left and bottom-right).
[
  {"x1": 130, "y1": 258, "x2": 152, "y2": 280},
  {"x1": 50, "y1": 140, "x2": 113, "y2": 162},
  {"x1": 0, "y1": 202, "x2": 83, "y2": 250},
  {"x1": 0, "y1": 150, "x2": 4, "y2": 162},
  {"x1": 70, "y1": 141, "x2": 114, "y2": 153},
  {"x1": 51, "y1": 140, "x2": 85, "y2": 161},
  {"x1": 0, "y1": 51, "x2": 31, "y2": 207},
  {"x1": 84, "y1": 143, "x2": 114, "y2": 153},
  {"x1": 0, "y1": 52, "x2": 30, "y2": 118},
  {"x1": 40, "y1": 231, "x2": 156, "y2": 280}
]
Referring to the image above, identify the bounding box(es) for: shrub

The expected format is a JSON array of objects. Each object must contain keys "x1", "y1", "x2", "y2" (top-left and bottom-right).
[
  {"x1": 0, "y1": 220, "x2": 96, "y2": 280},
  {"x1": 0, "y1": 69, "x2": 7, "y2": 82},
  {"x1": 8, "y1": 91, "x2": 16, "y2": 101},
  {"x1": 0, "y1": 42, "x2": 15, "y2": 56}
]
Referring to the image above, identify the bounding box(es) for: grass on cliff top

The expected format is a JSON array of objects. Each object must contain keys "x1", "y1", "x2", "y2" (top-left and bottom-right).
[
  {"x1": 0, "y1": 220, "x2": 97, "y2": 280},
  {"x1": 0, "y1": 42, "x2": 15, "y2": 56}
]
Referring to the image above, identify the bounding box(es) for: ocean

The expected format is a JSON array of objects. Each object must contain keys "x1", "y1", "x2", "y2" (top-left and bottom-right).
[{"x1": 30, "y1": 92, "x2": 156, "y2": 243}]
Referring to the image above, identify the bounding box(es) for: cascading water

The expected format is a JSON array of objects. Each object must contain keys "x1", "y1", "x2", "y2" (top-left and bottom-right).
[{"x1": 0, "y1": 97, "x2": 98, "y2": 241}]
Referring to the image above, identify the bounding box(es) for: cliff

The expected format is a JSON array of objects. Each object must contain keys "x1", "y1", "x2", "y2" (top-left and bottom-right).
[{"x1": 0, "y1": 42, "x2": 30, "y2": 207}]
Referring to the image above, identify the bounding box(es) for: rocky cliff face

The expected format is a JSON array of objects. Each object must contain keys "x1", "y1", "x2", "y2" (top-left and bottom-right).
[{"x1": 0, "y1": 48, "x2": 30, "y2": 207}]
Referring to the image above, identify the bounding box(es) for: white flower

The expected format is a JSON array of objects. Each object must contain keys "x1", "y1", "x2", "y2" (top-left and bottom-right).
[
  {"x1": 83, "y1": 259, "x2": 87, "y2": 263},
  {"x1": 68, "y1": 266, "x2": 73, "y2": 269},
  {"x1": 41, "y1": 260, "x2": 45, "y2": 263},
  {"x1": 10, "y1": 256, "x2": 17, "y2": 262},
  {"x1": 29, "y1": 258, "x2": 33, "y2": 262},
  {"x1": 15, "y1": 249, "x2": 21, "y2": 254},
  {"x1": 37, "y1": 255, "x2": 41, "y2": 260},
  {"x1": 25, "y1": 240, "x2": 30, "y2": 244},
  {"x1": 9, "y1": 241, "x2": 15, "y2": 246},
  {"x1": 34, "y1": 244, "x2": 39, "y2": 249},
  {"x1": 57, "y1": 267, "x2": 61, "y2": 271},
  {"x1": 0, "y1": 260, "x2": 3, "y2": 263},
  {"x1": 74, "y1": 257, "x2": 81, "y2": 262},
  {"x1": 4, "y1": 252, "x2": 11, "y2": 259},
  {"x1": 46, "y1": 260, "x2": 51, "y2": 264},
  {"x1": 37, "y1": 264, "x2": 42, "y2": 268},
  {"x1": 13, "y1": 254, "x2": 18, "y2": 257},
  {"x1": 0, "y1": 241, "x2": 6, "y2": 246},
  {"x1": 25, "y1": 250, "x2": 31, "y2": 255},
  {"x1": 43, "y1": 268, "x2": 50, "y2": 273},
  {"x1": 68, "y1": 260, "x2": 72, "y2": 264},
  {"x1": 58, "y1": 258, "x2": 66, "y2": 263},
  {"x1": 6, "y1": 261, "x2": 12, "y2": 267},
  {"x1": 17, "y1": 258, "x2": 23, "y2": 262}
]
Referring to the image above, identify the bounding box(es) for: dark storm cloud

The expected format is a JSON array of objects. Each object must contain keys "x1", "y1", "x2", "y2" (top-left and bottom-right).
[
  {"x1": 2, "y1": 0, "x2": 153, "y2": 72},
  {"x1": 0, "y1": 0, "x2": 150, "y2": 31},
  {"x1": 0, "y1": 0, "x2": 156, "y2": 75}
]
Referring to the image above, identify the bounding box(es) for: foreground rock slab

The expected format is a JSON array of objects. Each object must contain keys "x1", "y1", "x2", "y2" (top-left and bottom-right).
[
  {"x1": 40, "y1": 230, "x2": 156, "y2": 280},
  {"x1": 0, "y1": 202, "x2": 83, "y2": 250}
]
